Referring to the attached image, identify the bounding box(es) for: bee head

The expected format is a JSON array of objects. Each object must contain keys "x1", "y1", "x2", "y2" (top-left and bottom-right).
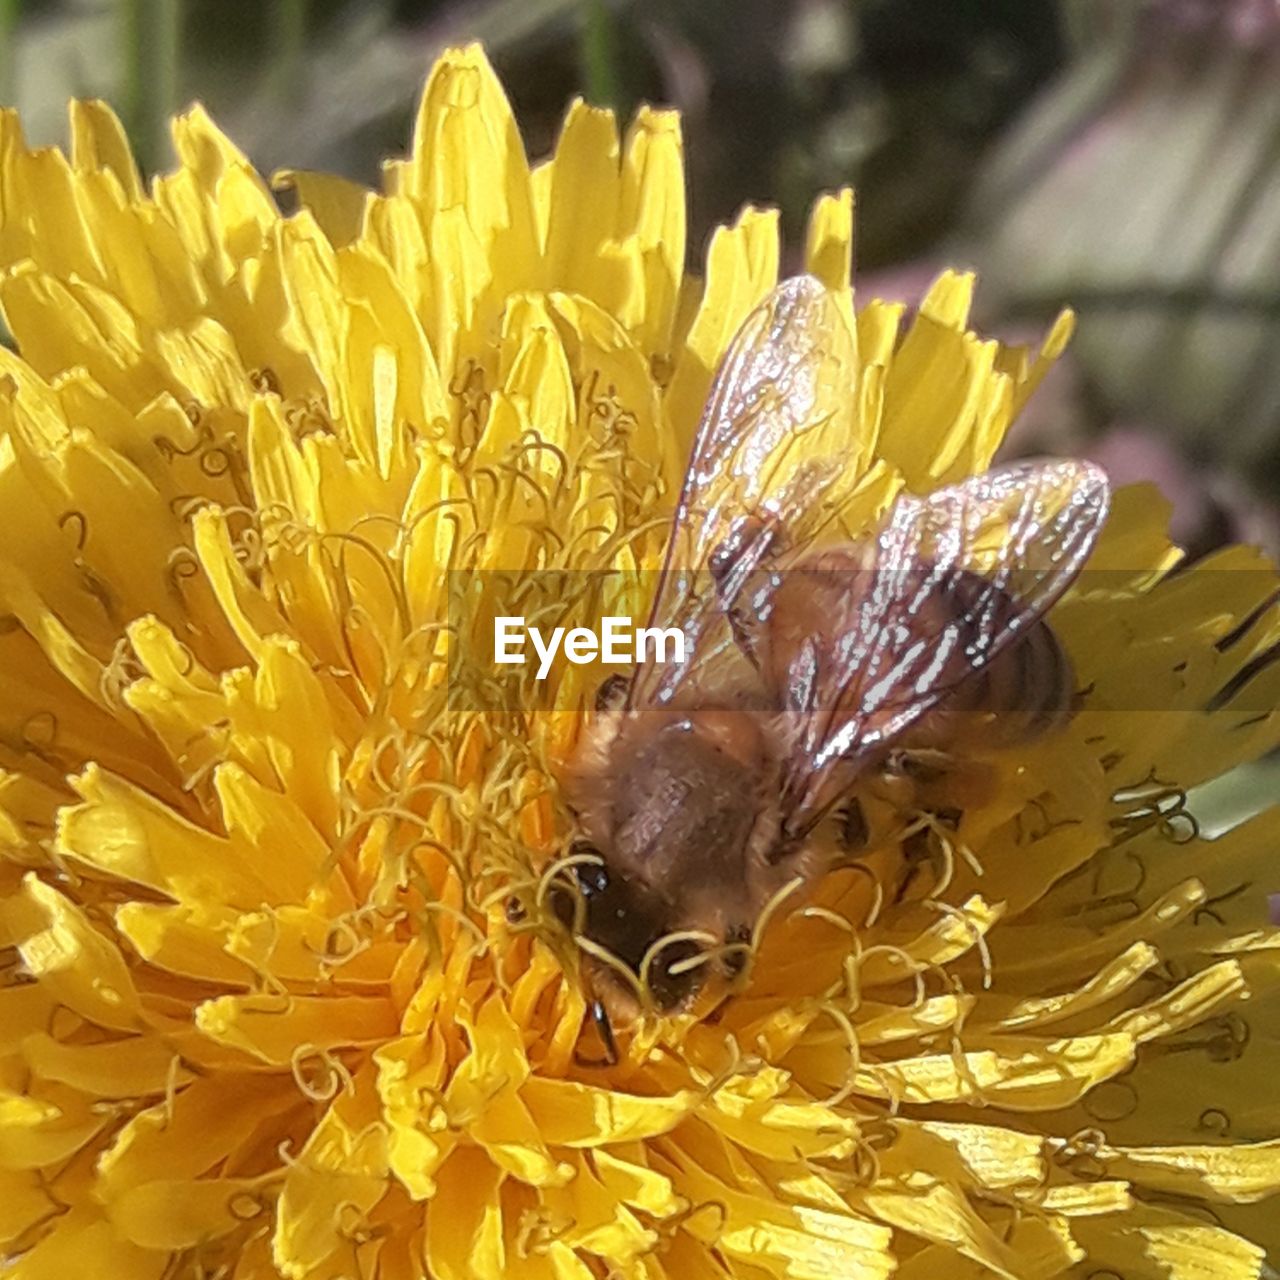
[{"x1": 549, "y1": 845, "x2": 711, "y2": 1013}]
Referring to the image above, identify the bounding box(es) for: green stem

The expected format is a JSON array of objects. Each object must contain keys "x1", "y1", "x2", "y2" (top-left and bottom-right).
[
  {"x1": 270, "y1": 0, "x2": 308, "y2": 106},
  {"x1": 581, "y1": 0, "x2": 621, "y2": 112},
  {"x1": 121, "y1": 0, "x2": 181, "y2": 175},
  {"x1": 0, "y1": 0, "x2": 20, "y2": 106}
]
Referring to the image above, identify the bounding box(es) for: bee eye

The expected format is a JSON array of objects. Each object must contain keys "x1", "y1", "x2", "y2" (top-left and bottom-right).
[
  {"x1": 567, "y1": 843, "x2": 608, "y2": 895},
  {"x1": 574, "y1": 861, "x2": 610, "y2": 898}
]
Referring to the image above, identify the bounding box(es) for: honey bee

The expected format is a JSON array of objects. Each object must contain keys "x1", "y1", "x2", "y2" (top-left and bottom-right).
[{"x1": 555, "y1": 274, "x2": 1109, "y2": 1060}]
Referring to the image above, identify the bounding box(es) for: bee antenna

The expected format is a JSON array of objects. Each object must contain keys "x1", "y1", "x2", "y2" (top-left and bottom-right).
[{"x1": 590, "y1": 998, "x2": 619, "y2": 1065}]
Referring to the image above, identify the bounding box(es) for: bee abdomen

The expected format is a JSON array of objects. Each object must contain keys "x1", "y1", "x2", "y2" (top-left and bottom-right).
[
  {"x1": 893, "y1": 618, "x2": 1076, "y2": 755},
  {"x1": 966, "y1": 619, "x2": 1076, "y2": 746}
]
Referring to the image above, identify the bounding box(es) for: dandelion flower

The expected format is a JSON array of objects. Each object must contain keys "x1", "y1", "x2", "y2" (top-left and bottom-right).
[{"x1": 0, "y1": 43, "x2": 1278, "y2": 1280}]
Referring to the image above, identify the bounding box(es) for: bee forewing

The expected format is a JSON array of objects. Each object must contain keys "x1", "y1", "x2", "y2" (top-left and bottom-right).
[
  {"x1": 632, "y1": 274, "x2": 863, "y2": 709},
  {"x1": 778, "y1": 458, "x2": 1110, "y2": 831}
]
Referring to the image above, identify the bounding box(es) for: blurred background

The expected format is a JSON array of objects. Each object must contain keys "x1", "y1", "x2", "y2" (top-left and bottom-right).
[{"x1": 1, "y1": 0, "x2": 1279, "y2": 817}]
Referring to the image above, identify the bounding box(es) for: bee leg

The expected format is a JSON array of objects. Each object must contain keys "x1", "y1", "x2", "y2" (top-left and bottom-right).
[
  {"x1": 934, "y1": 805, "x2": 963, "y2": 831},
  {"x1": 892, "y1": 826, "x2": 935, "y2": 905},
  {"x1": 888, "y1": 747, "x2": 949, "y2": 787},
  {"x1": 889, "y1": 748, "x2": 999, "y2": 813},
  {"x1": 838, "y1": 797, "x2": 870, "y2": 853}
]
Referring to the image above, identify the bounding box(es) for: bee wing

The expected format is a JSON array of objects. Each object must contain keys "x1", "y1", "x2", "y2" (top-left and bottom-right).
[
  {"x1": 779, "y1": 458, "x2": 1110, "y2": 834},
  {"x1": 629, "y1": 274, "x2": 862, "y2": 708}
]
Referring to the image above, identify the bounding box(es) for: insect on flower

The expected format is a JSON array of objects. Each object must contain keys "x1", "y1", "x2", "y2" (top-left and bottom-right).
[{"x1": 556, "y1": 274, "x2": 1110, "y2": 1060}]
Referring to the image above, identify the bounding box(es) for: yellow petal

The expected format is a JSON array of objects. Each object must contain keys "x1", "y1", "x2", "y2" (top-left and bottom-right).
[
  {"x1": 522, "y1": 1077, "x2": 695, "y2": 1146},
  {"x1": 68, "y1": 100, "x2": 142, "y2": 200},
  {"x1": 16, "y1": 874, "x2": 142, "y2": 1032},
  {"x1": 0, "y1": 1209, "x2": 167, "y2": 1280},
  {"x1": 424, "y1": 1147, "x2": 505, "y2": 1280}
]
